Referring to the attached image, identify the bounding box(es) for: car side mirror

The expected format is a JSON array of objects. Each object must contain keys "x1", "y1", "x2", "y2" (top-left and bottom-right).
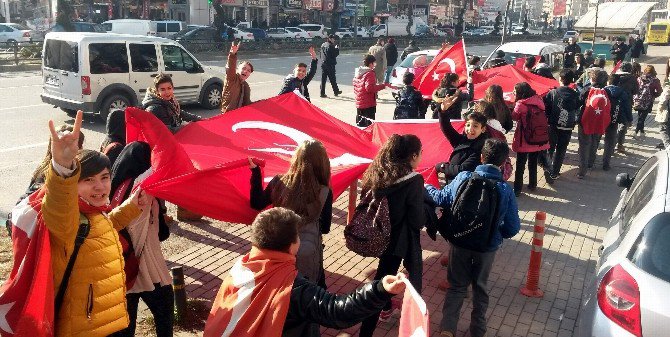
[{"x1": 616, "y1": 173, "x2": 632, "y2": 189}]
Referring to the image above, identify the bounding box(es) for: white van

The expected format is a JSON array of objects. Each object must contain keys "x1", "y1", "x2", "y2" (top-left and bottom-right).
[
  {"x1": 155, "y1": 20, "x2": 185, "y2": 38},
  {"x1": 40, "y1": 32, "x2": 224, "y2": 120},
  {"x1": 102, "y1": 19, "x2": 158, "y2": 36}
]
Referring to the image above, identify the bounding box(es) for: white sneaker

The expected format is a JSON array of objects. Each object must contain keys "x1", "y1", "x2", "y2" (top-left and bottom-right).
[
  {"x1": 640, "y1": 131, "x2": 646, "y2": 139},
  {"x1": 634, "y1": 131, "x2": 640, "y2": 139}
]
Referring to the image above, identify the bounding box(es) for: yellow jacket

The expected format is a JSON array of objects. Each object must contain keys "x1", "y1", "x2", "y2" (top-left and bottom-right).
[{"x1": 42, "y1": 163, "x2": 141, "y2": 336}]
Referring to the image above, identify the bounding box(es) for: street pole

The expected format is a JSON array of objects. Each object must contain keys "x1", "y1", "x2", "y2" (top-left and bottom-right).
[
  {"x1": 353, "y1": 0, "x2": 359, "y2": 42},
  {"x1": 3, "y1": 0, "x2": 11, "y2": 23},
  {"x1": 502, "y1": 0, "x2": 510, "y2": 45},
  {"x1": 592, "y1": 0, "x2": 598, "y2": 50}
]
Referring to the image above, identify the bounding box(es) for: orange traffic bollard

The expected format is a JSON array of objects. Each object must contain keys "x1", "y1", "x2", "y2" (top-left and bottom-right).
[
  {"x1": 520, "y1": 211, "x2": 546, "y2": 298},
  {"x1": 347, "y1": 180, "x2": 358, "y2": 224}
]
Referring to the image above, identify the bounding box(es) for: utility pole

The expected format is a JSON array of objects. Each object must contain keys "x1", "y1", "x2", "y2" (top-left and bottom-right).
[
  {"x1": 502, "y1": 0, "x2": 510, "y2": 44},
  {"x1": 592, "y1": 0, "x2": 599, "y2": 49},
  {"x1": 3, "y1": 0, "x2": 11, "y2": 23},
  {"x1": 353, "y1": 0, "x2": 359, "y2": 42}
]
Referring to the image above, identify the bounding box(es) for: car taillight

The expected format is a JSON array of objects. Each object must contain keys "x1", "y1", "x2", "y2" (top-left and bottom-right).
[
  {"x1": 81, "y1": 76, "x2": 91, "y2": 95},
  {"x1": 23, "y1": 31, "x2": 30, "y2": 37},
  {"x1": 392, "y1": 69, "x2": 396, "y2": 78},
  {"x1": 597, "y1": 264, "x2": 642, "y2": 337}
]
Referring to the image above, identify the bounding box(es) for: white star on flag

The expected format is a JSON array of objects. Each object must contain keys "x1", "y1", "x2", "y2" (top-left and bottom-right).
[
  {"x1": 595, "y1": 108, "x2": 602, "y2": 115},
  {"x1": 0, "y1": 301, "x2": 14, "y2": 334},
  {"x1": 432, "y1": 72, "x2": 440, "y2": 81}
]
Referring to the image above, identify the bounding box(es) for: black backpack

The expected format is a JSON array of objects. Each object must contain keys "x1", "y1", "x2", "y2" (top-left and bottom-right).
[{"x1": 440, "y1": 173, "x2": 500, "y2": 252}]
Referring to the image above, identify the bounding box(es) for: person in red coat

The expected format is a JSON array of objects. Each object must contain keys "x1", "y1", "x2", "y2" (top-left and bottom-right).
[{"x1": 353, "y1": 54, "x2": 386, "y2": 127}]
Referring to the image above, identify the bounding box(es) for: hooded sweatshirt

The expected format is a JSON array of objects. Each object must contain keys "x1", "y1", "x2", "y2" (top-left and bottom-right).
[
  {"x1": 353, "y1": 66, "x2": 385, "y2": 109},
  {"x1": 544, "y1": 86, "x2": 579, "y2": 130},
  {"x1": 512, "y1": 95, "x2": 550, "y2": 152}
]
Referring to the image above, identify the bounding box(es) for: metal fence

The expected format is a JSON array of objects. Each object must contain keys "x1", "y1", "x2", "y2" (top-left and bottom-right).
[{"x1": 0, "y1": 41, "x2": 42, "y2": 67}]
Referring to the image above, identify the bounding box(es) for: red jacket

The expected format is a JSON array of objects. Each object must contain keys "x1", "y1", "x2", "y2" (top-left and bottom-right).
[{"x1": 353, "y1": 66, "x2": 385, "y2": 109}]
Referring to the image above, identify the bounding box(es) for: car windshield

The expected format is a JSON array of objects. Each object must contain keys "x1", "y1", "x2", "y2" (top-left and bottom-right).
[
  {"x1": 9, "y1": 24, "x2": 30, "y2": 30},
  {"x1": 286, "y1": 28, "x2": 300, "y2": 32},
  {"x1": 239, "y1": 28, "x2": 252, "y2": 32},
  {"x1": 629, "y1": 213, "x2": 670, "y2": 283},
  {"x1": 300, "y1": 26, "x2": 320, "y2": 31},
  {"x1": 399, "y1": 54, "x2": 435, "y2": 68},
  {"x1": 496, "y1": 52, "x2": 534, "y2": 64},
  {"x1": 174, "y1": 27, "x2": 198, "y2": 37}
]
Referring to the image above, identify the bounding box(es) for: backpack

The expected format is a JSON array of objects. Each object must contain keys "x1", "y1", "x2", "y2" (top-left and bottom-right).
[
  {"x1": 394, "y1": 87, "x2": 421, "y2": 119},
  {"x1": 633, "y1": 76, "x2": 656, "y2": 111},
  {"x1": 344, "y1": 189, "x2": 391, "y2": 257},
  {"x1": 440, "y1": 173, "x2": 500, "y2": 252},
  {"x1": 581, "y1": 87, "x2": 612, "y2": 135},
  {"x1": 521, "y1": 104, "x2": 550, "y2": 145}
]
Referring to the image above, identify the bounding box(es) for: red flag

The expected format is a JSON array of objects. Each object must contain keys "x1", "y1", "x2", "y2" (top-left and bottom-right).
[
  {"x1": 398, "y1": 275, "x2": 429, "y2": 337},
  {"x1": 471, "y1": 65, "x2": 559, "y2": 104},
  {"x1": 414, "y1": 40, "x2": 468, "y2": 97},
  {"x1": 612, "y1": 60, "x2": 622, "y2": 74},
  {"x1": 126, "y1": 93, "x2": 466, "y2": 224},
  {"x1": 514, "y1": 55, "x2": 541, "y2": 70},
  {"x1": 0, "y1": 189, "x2": 55, "y2": 337}
]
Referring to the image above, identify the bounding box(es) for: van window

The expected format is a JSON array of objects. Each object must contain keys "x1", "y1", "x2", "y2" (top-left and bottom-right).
[
  {"x1": 161, "y1": 45, "x2": 196, "y2": 72},
  {"x1": 130, "y1": 44, "x2": 158, "y2": 72},
  {"x1": 44, "y1": 39, "x2": 79, "y2": 72},
  {"x1": 89, "y1": 43, "x2": 129, "y2": 74}
]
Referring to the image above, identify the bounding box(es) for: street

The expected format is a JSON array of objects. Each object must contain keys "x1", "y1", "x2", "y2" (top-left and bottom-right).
[{"x1": 1, "y1": 42, "x2": 669, "y2": 337}]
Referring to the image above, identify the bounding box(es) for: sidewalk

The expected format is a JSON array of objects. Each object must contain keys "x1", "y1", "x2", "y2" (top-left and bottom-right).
[{"x1": 151, "y1": 117, "x2": 659, "y2": 337}]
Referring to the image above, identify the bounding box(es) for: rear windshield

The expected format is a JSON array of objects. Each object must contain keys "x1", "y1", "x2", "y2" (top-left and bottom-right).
[
  {"x1": 651, "y1": 24, "x2": 668, "y2": 31},
  {"x1": 300, "y1": 26, "x2": 320, "y2": 31},
  {"x1": 286, "y1": 28, "x2": 300, "y2": 32},
  {"x1": 89, "y1": 43, "x2": 129, "y2": 74},
  {"x1": 44, "y1": 39, "x2": 79, "y2": 72},
  {"x1": 628, "y1": 213, "x2": 670, "y2": 283},
  {"x1": 399, "y1": 54, "x2": 435, "y2": 68},
  {"x1": 158, "y1": 22, "x2": 181, "y2": 33},
  {"x1": 9, "y1": 24, "x2": 29, "y2": 30}
]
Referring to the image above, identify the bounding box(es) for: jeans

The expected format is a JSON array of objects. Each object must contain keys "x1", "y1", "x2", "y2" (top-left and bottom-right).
[
  {"x1": 384, "y1": 65, "x2": 394, "y2": 83},
  {"x1": 110, "y1": 284, "x2": 174, "y2": 337},
  {"x1": 635, "y1": 108, "x2": 652, "y2": 132},
  {"x1": 577, "y1": 126, "x2": 603, "y2": 175},
  {"x1": 440, "y1": 245, "x2": 496, "y2": 337},
  {"x1": 548, "y1": 126, "x2": 573, "y2": 175},
  {"x1": 320, "y1": 64, "x2": 339, "y2": 96},
  {"x1": 514, "y1": 151, "x2": 539, "y2": 193},
  {"x1": 356, "y1": 106, "x2": 376, "y2": 127},
  {"x1": 359, "y1": 253, "x2": 423, "y2": 337},
  {"x1": 603, "y1": 123, "x2": 628, "y2": 168}
]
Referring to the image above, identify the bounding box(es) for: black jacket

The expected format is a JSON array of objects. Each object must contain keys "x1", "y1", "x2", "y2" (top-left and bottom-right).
[
  {"x1": 438, "y1": 112, "x2": 488, "y2": 180},
  {"x1": 544, "y1": 86, "x2": 579, "y2": 130},
  {"x1": 100, "y1": 109, "x2": 126, "y2": 166},
  {"x1": 141, "y1": 91, "x2": 201, "y2": 133},
  {"x1": 401, "y1": 45, "x2": 420, "y2": 61},
  {"x1": 630, "y1": 39, "x2": 644, "y2": 58},
  {"x1": 279, "y1": 58, "x2": 318, "y2": 101},
  {"x1": 385, "y1": 43, "x2": 398, "y2": 67},
  {"x1": 563, "y1": 43, "x2": 581, "y2": 66},
  {"x1": 532, "y1": 64, "x2": 555, "y2": 80},
  {"x1": 484, "y1": 57, "x2": 507, "y2": 69},
  {"x1": 614, "y1": 72, "x2": 640, "y2": 98},
  {"x1": 372, "y1": 174, "x2": 425, "y2": 259},
  {"x1": 394, "y1": 85, "x2": 426, "y2": 119},
  {"x1": 610, "y1": 43, "x2": 629, "y2": 61},
  {"x1": 604, "y1": 85, "x2": 633, "y2": 124},
  {"x1": 282, "y1": 277, "x2": 392, "y2": 337},
  {"x1": 320, "y1": 41, "x2": 339, "y2": 66},
  {"x1": 432, "y1": 82, "x2": 474, "y2": 119}
]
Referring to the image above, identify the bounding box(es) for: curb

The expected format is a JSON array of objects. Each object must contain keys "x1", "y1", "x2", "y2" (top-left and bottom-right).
[{"x1": 0, "y1": 63, "x2": 41, "y2": 73}]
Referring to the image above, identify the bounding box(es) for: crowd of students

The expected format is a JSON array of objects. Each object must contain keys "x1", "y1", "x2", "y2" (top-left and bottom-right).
[{"x1": 8, "y1": 36, "x2": 670, "y2": 337}]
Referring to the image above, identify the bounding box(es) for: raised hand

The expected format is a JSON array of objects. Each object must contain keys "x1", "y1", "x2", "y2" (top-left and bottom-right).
[
  {"x1": 130, "y1": 187, "x2": 149, "y2": 207},
  {"x1": 309, "y1": 46, "x2": 316, "y2": 60},
  {"x1": 49, "y1": 110, "x2": 83, "y2": 169},
  {"x1": 381, "y1": 273, "x2": 407, "y2": 295},
  {"x1": 440, "y1": 90, "x2": 461, "y2": 112},
  {"x1": 248, "y1": 157, "x2": 257, "y2": 169},
  {"x1": 231, "y1": 40, "x2": 241, "y2": 54}
]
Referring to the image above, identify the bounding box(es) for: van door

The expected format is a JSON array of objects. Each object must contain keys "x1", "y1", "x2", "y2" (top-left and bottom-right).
[
  {"x1": 159, "y1": 44, "x2": 202, "y2": 103},
  {"x1": 87, "y1": 42, "x2": 130, "y2": 111},
  {"x1": 43, "y1": 39, "x2": 79, "y2": 100},
  {"x1": 129, "y1": 42, "x2": 159, "y2": 104}
]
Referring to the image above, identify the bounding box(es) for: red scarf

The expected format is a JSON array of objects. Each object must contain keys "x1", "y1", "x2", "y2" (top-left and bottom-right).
[
  {"x1": 204, "y1": 247, "x2": 297, "y2": 337},
  {"x1": 77, "y1": 197, "x2": 112, "y2": 215}
]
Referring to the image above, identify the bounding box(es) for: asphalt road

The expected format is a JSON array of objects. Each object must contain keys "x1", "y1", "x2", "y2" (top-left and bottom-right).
[{"x1": 2, "y1": 42, "x2": 666, "y2": 215}]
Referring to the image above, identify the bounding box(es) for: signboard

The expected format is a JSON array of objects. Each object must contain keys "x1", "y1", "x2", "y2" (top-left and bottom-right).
[
  {"x1": 307, "y1": 0, "x2": 321, "y2": 9},
  {"x1": 221, "y1": 0, "x2": 244, "y2": 5},
  {"x1": 413, "y1": 7, "x2": 425, "y2": 16},
  {"x1": 285, "y1": 0, "x2": 302, "y2": 8},
  {"x1": 553, "y1": 0, "x2": 566, "y2": 16},
  {"x1": 248, "y1": 0, "x2": 268, "y2": 6},
  {"x1": 429, "y1": 5, "x2": 446, "y2": 17}
]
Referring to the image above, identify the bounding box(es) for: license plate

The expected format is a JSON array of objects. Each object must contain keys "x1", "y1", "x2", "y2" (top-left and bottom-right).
[{"x1": 45, "y1": 76, "x2": 59, "y2": 86}]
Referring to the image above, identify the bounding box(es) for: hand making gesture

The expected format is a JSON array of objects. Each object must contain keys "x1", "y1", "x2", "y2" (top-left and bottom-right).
[
  {"x1": 309, "y1": 46, "x2": 316, "y2": 60},
  {"x1": 48, "y1": 110, "x2": 83, "y2": 169},
  {"x1": 231, "y1": 40, "x2": 241, "y2": 54},
  {"x1": 440, "y1": 90, "x2": 461, "y2": 112}
]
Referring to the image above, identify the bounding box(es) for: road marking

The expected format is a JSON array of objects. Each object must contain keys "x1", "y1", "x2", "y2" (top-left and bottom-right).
[
  {"x1": 0, "y1": 142, "x2": 48, "y2": 154},
  {"x1": 0, "y1": 84, "x2": 42, "y2": 90},
  {"x1": 0, "y1": 103, "x2": 49, "y2": 112}
]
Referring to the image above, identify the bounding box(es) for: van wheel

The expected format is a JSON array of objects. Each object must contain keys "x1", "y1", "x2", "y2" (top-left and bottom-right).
[
  {"x1": 201, "y1": 83, "x2": 222, "y2": 109},
  {"x1": 61, "y1": 108, "x2": 77, "y2": 117},
  {"x1": 99, "y1": 93, "x2": 130, "y2": 122}
]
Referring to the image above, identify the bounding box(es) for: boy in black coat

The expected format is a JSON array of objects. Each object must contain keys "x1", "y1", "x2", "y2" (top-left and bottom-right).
[
  {"x1": 279, "y1": 47, "x2": 318, "y2": 102},
  {"x1": 394, "y1": 72, "x2": 427, "y2": 119},
  {"x1": 543, "y1": 69, "x2": 579, "y2": 178}
]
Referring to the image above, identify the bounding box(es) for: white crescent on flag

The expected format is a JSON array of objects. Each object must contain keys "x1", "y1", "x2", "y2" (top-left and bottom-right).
[
  {"x1": 589, "y1": 93, "x2": 609, "y2": 107},
  {"x1": 438, "y1": 58, "x2": 457, "y2": 73}
]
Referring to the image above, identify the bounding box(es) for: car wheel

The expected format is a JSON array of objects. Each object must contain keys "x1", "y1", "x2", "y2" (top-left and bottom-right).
[
  {"x1": 201, "y1": 83, "x2": 222, "y2": 109},
  {"x1": 99, "y1": 93, "x2": 130, "y2": 122},
  {"x1": 61, "y1": 108, "x2": 77, "y2": 117}
]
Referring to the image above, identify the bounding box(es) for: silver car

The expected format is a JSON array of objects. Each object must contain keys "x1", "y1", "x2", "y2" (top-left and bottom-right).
[{"x1": 576, "y1": 150, "x2": 670, "y2": 337}]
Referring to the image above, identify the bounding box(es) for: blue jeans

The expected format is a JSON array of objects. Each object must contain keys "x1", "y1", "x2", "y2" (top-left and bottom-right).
[{"x1": 384, "y1": 65, "x2": 394, "y2": 83}]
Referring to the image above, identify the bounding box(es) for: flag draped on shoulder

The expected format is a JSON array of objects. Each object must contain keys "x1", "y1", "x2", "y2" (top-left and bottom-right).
[
  {"x1": 414, "y1": 40, "x2": 468, "y2": 97},
  {"x1": 203, "y1": 248, "x2": 297, "y2": 337},
  {"x1": 398, "y1": 276, "x2": 429, "y2": 337},
  {"x1": 0, "y1": 189, "x2": 55, "y2": 337}
]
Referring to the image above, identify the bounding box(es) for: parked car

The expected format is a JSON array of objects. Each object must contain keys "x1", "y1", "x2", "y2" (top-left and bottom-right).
[
  {"x1": 155, "y1": 20, "x2": 185, "y2": 38},
  {"x1": 0, "y1": 23, "x2": 36, "y2": 45},
  {"x1": 227, "y1": 26, "x2": 255, "y2": 40},
  {"x1": 266, "y1": 27, "x2": 292, "y2": 39},
  {"x1": 483, "y1": 41, "x2": 564, "y2": 69},
  {"x1": 102, "y1": 19, "x2": 158, "y2": 35},
  {"x1": 174, "y1": 27, "x2": 225, "y2": 50},
  {"x1": 40, "y1": 32, "x2": 224, "y2": 120},
  {"x1": 237, "y1": 26, "x2": 267, "y2": 39},
  {"x1": 462, "y1": 28, "x2": 486, "y2": 36},
  {"x1": 576, "y1": 150, "x2": 670, "y2": 337},
  {"x1": 511, "y1": 26, "x2": 528, "y2": 35},
  {"x1": 334, "y1": 27, "x2": 354, "y2": 39},
  {"x1": 389, "y1": 49, "x2": 440, "y2": 94},
  {"x1": 298, "y1": 24, "x2": 328, "y2": 38},
  {"x1": 50, "y1": 22, "x2": 106, "y2": 33},
  {"x1": 563, "y1": 30, "x2": 579, "y2": 43},
  {"x1": 285, "y1": 27, "x2": 312, "y2": 39}
]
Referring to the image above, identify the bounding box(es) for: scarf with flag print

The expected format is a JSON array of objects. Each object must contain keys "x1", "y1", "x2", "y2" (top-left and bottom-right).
[{"x1": 204, "y1": 246, "x2": 298, "y2": 337}]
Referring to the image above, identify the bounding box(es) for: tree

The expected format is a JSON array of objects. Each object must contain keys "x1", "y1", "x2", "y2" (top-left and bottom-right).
[{"x1": 56, "y1": 0, "x2": 75, "y2": 31}]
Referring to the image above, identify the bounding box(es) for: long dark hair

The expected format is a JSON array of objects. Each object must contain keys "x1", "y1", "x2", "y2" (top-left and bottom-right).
[
  {"x1": 362, "y1": 134, "x2": 422, "y2": 191},
  {"x1": 438, "y1": 73, "x2": 460, "y2": 89},
  {"x1": 514, "y1": 82, "x2": 536, "y2": 101},
  {"x1": 484, "y1": 85, "x2": 511, "y2": 123}
]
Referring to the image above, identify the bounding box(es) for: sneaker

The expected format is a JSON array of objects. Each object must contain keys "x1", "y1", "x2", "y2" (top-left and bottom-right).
[
  {"x1": 544, "y1": 170, "x2": 555, "y2": 185},
  {"x1": 640, "y1": 131, "x2": 646, "y2": 139},
  {"x1": 656, "y1": 142, "x2": 666, "y2": 150},
  {"x1": 577, "y1": 173, "x2": 585, "y2": 179},
  {"x1": 320, "y1": 94, "x2": 328, "y2": 98},
  {"x1": 617, "y1": 145, "x2": 626, "y2": 153},
  {"x1": 549, "y1": 172, "x2": 560, "y2": 181},
  {"x1": 527, "y1": 185, "x2": 537, "y2": 191},
  {"x1": 334, "y1": 90, "x2": 343, "y2": 96},
  {"x1": 633, "y1": 131, "x2": 640, "y2": 139}
]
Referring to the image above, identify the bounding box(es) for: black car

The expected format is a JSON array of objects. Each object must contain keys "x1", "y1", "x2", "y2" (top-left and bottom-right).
[
  {"x1": 51, "y1": 22, "x2": 105, "y2": 33},
  {"x1": 174, "y1": 27, "x2": 225, "y2": 51}
]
